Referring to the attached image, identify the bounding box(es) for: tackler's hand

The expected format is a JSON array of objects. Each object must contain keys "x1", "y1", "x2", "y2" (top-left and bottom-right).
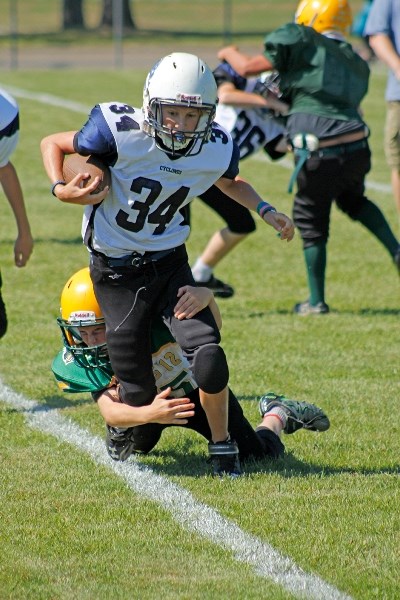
[
  {"x1": 149, "y1": 388, "x2": 195, "y2": 425},
  {"x1": 174, "y1": 285, "x2": 213, "y2": 320}
]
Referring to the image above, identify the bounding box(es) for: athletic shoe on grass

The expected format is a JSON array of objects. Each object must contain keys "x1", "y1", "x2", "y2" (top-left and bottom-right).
[
  {"x1": 259, "y1": 392, "x2": 330, "y2": 434},
  {"x1": 106, "y1": 425, "x2": 135, "y2": 461},
  {"x1": 208, "y1": 438, "x2": 242, "y2": 477},
  {"x1": 198, "y1": 275, "x2": 235, "y2": 299},
  {"x1": 293, "y1": 300, "x2": 330, "y2": 315}
]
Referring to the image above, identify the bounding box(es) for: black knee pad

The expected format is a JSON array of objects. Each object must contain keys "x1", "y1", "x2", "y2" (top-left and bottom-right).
[{"x1": 193, "y1": 344, "x2": 229, "y2": 394}]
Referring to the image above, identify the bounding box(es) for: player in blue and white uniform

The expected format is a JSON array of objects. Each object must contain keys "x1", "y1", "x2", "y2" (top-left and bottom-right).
[
  {"x1": 0, "y1": 89, "x2": 33, "y2": 338},
  {"x1": 191, "y1": 62, "x2": 290, "y2": 297},
  {"x1": 40, "y1": 52, "x2": 294, "y2": 477},
  {"x1": 213, "y1": 62, "x2": 288, "y2": 161}
]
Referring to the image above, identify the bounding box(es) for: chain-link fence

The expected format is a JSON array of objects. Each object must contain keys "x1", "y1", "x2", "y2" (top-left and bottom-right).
[
  {"x1": 0, "y1": 0, "x2": 301, "y2": 37},
  {"x1": 0, "y1": 0, "x2": 364, "y2": 70}
]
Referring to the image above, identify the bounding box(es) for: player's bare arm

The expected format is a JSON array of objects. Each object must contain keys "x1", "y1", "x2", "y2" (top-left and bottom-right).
[
  {"x1": 97, "y1": 386, "x2": 195, "y2": 427},
  {"x1": 215, "y1": 176, "x2": 295, "y2": 241},
  {"x1": 217, "y1": 46, "x2": 273, "y2": 77},
  {"x1": 218, "y1": 81, "x2": 289, "y2": 115},
  {"x1": 368, "y1": 34, "x2": 400, "y2": 78},
  {"x1": 218, "y1": 81, "x2": 271, "y2": 109},
  {"x1": 0, "y1": 162, "x2": 33, "y2": 266},
  {"x1": 40, "y1": 131, "x2": 108, "y2": 205}
]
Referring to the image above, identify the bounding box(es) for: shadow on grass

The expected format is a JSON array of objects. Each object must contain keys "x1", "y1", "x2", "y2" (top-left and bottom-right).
[
  {"x1": 12, "y1": 394, "x2": 398, "y2": 478},
  {"x1": 29, "y1": 236, "x2": 83, "y2": 246},
  {"x1": 40, "y1": 394, "x2": 93, "y2": 409},
  {"x1": 0, "y1": 236, "x2": 82, "y2": 247},
  {"x1": 244, "y1": 307, "x2": 400, "y2": 318},
  {"x1": 135, "y1": 442, "x2": 400, "y2": 479},
  {"x1": 2, "y1": 394, "x2": 93, "y2": 411}
]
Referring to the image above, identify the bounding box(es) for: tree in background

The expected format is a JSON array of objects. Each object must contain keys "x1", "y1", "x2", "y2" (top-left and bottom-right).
[
  {"x1": 100, "y1": 0, "x2": 136, "y2": 29},
  {"x1": 63, "y1": 0, "x2": 84, "y2": 29},
  {"x1": 62, "y1": 0, "x2": 136, "y2": 31}
]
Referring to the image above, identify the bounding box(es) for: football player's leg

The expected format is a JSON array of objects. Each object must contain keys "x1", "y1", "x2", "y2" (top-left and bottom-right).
[
  {"x1": 165, "y1": 279, "x2": 240, "y2": 475},
  {"x1": 385, "y1": 102, "x2": 400, "y2": 221},
  {"x1": 336, "y1": 149, "x2": 399, "y2": 262},
  {"x1": 293, "y1": 156, "x2": 335, "y2": 311},
  {"x1": 226, "y1": 389, "x2": 268, "y2": 460},
  {"x1": 90, "y1": 257, "x2": 157, "y2": 406},
  {"x1": 128, "y1": 423, "x2": 165, "y2": 454},
  {"x1": 106, "y1": 423, "x2": 165, "y2": 461}
]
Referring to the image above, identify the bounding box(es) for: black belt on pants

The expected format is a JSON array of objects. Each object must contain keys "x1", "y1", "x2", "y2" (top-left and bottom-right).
[
  {"x1": 314, "y1": 138, "x2": 369, "y2": 158},
  {"x1": 101, "y1": 247, "x2": 176, "y2": 268},
  {"x1": 288, "y1": 137, "x2": 369, "y2": 193}
]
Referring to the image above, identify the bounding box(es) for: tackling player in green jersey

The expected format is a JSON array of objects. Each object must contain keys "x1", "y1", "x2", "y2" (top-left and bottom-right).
[{"x1": 53, "y1": 267, "x2": 330, "y2": 476}]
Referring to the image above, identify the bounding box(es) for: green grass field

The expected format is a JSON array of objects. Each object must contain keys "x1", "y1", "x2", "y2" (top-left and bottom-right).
[{"x1": 0, "y1": 64, "x2": 399, "y2": 600}]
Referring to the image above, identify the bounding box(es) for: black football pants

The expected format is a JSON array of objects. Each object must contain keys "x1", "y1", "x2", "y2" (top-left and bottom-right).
[
  {"x1": 127, "y1": 387, "x2": 285, "y2": 461},
  {"x1": 293, "y1": 145, "x2": 372, "y2": 248},
  {"x1": 90, "y1": 245, "x2": 226, "y2": 407}
]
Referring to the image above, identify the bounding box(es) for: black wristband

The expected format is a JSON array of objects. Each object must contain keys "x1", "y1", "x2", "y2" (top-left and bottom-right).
[{"x1": 51, "y1": 180, "x2": 66, "y2": 197}]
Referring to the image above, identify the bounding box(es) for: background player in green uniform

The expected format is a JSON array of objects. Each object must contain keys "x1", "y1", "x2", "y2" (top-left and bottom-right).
[
  {"x1": 53, "y1": 268, "x2": 330, "y2": 476},
  {"x1": 217, "y1": 0, "x2": 400, "y2": 315}
]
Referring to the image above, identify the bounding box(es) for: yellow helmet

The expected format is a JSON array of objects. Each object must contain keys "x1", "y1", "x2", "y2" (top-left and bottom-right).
[
  {"x1": 60, "y1": 267, "x2": 102, "y2": 324},
  {"x1": 295, "y1": 0, "x2": 352, "y2": 35},
  {"x1": 58, "y1": 267, "x2": 107, "y2": 367}
]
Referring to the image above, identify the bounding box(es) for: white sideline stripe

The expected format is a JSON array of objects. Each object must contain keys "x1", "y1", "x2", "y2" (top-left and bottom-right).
[
  {"x1": 0, "y1": 379, "x2": 352, "y2": 600},
  {"x1": 3, "y1": 84, "x2": 91, "y2": 114},
  {"x1": 5, "y1": 84, "x2": 392, "y2": 195}
]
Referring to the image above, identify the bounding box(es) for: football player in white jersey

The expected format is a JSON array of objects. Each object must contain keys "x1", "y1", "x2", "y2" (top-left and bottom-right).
[
  {"x1": 40, "y1": 52, "x2": 294, "y2": 477},
  {"x1": 191, "y1": 62, "x2": 290, "y2": 297},
  {"x1": 0, "y1": 88, "x2": 33, "y2": 339}
]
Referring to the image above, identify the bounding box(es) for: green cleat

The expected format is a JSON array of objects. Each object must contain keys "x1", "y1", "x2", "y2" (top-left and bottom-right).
[{"x1": 259, "y1": 392, "x2": 330, "y2": 434}]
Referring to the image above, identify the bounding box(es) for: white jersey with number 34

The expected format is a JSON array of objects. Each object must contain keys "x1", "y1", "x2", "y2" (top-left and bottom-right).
[{"x1": 81, "y1": 103, "x2": 235, "y2": 258}]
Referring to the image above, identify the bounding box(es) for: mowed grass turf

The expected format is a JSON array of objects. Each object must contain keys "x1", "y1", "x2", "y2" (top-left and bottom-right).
[{"x1": 0, "y1": 65, "x2": 399, "y2": 599}]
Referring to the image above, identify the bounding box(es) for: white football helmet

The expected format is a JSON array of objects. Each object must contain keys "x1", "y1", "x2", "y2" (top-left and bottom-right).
[{"x1": 143, "y1": 52, "x2": 218, "y2": 156}]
